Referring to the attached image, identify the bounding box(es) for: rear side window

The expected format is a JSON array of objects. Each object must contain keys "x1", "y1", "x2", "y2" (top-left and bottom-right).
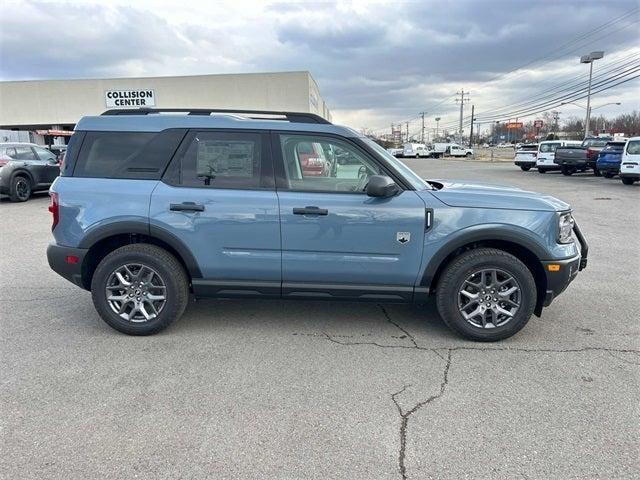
[
  {"x1": 14, "y1": 147, "x2": 37, "y2": 160},
  {"x1": 73, "y1": 130, "x2": 185, "y2": 179},
  {"x1": 177, "y1": 131, "x2": 264, "y2": 189}
]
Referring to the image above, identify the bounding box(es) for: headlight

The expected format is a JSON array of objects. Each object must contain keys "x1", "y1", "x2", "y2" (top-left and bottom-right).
[{"x1": 558, "y1": 212, "x2": 575, "y2": 244}]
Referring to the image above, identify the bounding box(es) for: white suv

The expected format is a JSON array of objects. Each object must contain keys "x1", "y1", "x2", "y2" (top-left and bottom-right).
[{"x1": 620, "y1": 136, "x2": 640, "y2": 185}]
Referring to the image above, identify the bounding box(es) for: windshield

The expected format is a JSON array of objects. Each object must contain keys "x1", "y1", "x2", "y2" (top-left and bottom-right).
[
  {"x1": 518, "y1": 145, "x2": 538, "y2": 151},
  {"x1": 539, "y1": 142, "x2": 561, "y2": 153},
  {"x1": 362, "y1": 138, "x2": 430, "y2": 190},
  {"x1": 627, "y1": 140, "x2": 640, "y2": 155},
  {"x1": 603, "y1": 143, "x2": 625, "y2": 151},
  {"x1": 582, "y1": 138, "x2": 610, "y2": 148}
]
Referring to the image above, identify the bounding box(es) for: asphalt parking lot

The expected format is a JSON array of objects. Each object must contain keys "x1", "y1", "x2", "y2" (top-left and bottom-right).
[{"x1": 1, "y1": 159, "x2": 638, "y2": 479}]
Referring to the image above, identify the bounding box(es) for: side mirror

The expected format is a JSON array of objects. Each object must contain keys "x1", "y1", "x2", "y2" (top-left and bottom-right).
[{"x1": 366, "y1": 175, "x2": 400, "y2": 198}]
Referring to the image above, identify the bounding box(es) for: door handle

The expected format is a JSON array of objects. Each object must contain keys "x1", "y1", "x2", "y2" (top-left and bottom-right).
[
  {"x1": 170, "y1": 202, "x2": 205, "y2": 212},
  {"x1": 293, "y1": 206, "x2": 328, "y2": 216}
]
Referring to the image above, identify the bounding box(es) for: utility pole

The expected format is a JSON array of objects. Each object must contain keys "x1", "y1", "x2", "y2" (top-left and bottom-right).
[
  {"x1": 435, "y1": 117, "x2": 441, "y2": 139},
  {"x1": 552, "y1": 111, "x2": 560, "y2": 135},
  {"x1": 420, "y1": 112, "x2": 425, "y2": 143},
  {"x1": 455, "y1": 90, "x2": 470, "y2": 143},
  {"x1": 469, "y1": 105, "x2": 475, "y2": 148},
  {"x1": 405, "y1": 122, "x2": 409, "y2": 143}
]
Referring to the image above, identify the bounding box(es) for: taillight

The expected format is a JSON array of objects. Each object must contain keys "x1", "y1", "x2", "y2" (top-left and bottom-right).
[
  {"x1": 587, "y1": 148, "x2": 597, "y2": 160},
  {"x1": 49, "y1": 192, "x2": 59, "y2": 231}
]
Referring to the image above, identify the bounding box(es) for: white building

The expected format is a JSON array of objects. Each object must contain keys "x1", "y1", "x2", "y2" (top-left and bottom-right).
[{"x1": 0, "y1": 71, "x2": 331, "y2": 144}]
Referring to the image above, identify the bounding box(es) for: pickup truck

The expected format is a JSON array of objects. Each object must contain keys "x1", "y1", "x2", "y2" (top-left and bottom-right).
[{"x1": 554, "y1": 137, "x2": 612, "y2": 176}]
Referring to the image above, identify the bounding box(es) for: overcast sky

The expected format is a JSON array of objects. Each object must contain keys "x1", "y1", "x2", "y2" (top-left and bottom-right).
[{"x1": 1, "y1": 0, "x2": 638, "y2": 133}]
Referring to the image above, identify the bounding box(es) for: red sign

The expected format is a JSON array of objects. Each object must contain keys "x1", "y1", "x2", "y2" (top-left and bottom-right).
[{"x1": 533, "y1": 120, "x2": 544, "y2": 128}]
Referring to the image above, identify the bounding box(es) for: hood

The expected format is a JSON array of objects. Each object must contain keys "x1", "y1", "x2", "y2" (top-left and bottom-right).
[{"x1": 426, "y1": 180, "x2": 570, "y2": 212}]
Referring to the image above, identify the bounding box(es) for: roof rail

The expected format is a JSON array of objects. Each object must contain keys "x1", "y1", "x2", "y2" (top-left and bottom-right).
[{"x1": 101, "y1": 108, "x2": 331, "y2": 124}]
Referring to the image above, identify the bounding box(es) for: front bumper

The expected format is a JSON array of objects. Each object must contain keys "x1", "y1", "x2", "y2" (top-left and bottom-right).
[
  {"x1": 541, "y1": 223, "x2": 588, "y2": 307},
  {"x1": 47, "y1": 243, "x2": 88, "y2": 289}
]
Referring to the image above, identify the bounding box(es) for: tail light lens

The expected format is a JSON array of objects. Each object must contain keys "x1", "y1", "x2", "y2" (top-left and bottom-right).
[
  {"x1": 49, "y1": 192, "x2": 59, "y2": 231},
  {"x1": 587, "y1": 148, "x2": 597, "y2": 160}
]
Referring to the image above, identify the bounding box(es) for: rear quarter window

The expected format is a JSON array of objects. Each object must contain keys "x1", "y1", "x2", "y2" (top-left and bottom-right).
[{"x1": 73, "y1": 130, "x2": 186, "y2": 179}]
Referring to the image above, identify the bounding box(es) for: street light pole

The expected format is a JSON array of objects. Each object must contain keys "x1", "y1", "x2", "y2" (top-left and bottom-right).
[{"x1": 580, "y1": 51, "x2": 604, "y2": 139}]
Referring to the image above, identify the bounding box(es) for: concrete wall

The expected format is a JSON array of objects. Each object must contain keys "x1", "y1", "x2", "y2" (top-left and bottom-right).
[{"x1": 0, "y1": 71, "x2": 331, "y2": 127}]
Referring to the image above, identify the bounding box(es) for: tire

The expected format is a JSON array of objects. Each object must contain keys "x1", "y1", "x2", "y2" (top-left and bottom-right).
[
  {"x1": 9, "y1": 175, "x2": 32, "y2": 202},
  {"x1": 520, "y1": 166, "x2": 531, "y2": 171},
  {"x1": 561, "y1": 165, "x2": 573, "y2": 176},
  {"x1": 593, "y1": 167, "x2": 602, "y2": 177},
  {"x1": 537, "y1": 168, "x2": 546, "y2": 174},
  {"x1": 602, "y1": 172, "x2": 614, "y2": 179},
  {"x1": 466, "y1": 152, "x2": 472, "y2": 157},
  {"x1": 415, "y1": 154, "x2": 420, "y2": 159},
  {"x1": 621, "y1": 177, "x2": 635, "y2": 185},
  {"x1": 435, "y1": 248, "x2": 536, "y2": 341},
  {"x1": 91, "y1": 244, "x2": 189, "y2": 335}
]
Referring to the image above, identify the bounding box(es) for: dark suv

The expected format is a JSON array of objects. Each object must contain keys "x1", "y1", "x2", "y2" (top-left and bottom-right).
[
  {"x1": 0, "y1": 142, "x2": 60, "y2": 201},
  {"x1": 47, "y1": 108, "x2": 588, "y2": 341}
]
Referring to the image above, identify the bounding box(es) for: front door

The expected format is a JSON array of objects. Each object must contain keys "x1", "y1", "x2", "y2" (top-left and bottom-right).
[
  {"x1": 150, "y1": 130, "x2": 281, "y2": 297},
  {"x1": 273, "y1": 132, "x2": 427, "y2": 301}
]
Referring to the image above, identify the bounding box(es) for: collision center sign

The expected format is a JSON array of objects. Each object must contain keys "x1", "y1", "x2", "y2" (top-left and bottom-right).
[{"x1": 105, "y1": 89, "x2": 156, "y2": 108}]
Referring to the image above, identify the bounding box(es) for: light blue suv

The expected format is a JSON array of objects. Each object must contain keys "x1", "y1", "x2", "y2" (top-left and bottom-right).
[{"x1": 47, "y1": 109, "x2": 588, "y2": 341}]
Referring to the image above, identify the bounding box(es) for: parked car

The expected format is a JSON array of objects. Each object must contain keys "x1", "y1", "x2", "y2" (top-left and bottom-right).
[
  {"x1": 47, "y1": 108, "x2": 587, "y2": 341},
  {"x1": 403, "y1": 143, "x2": 431, "y2": 158},
  {"x1": 553, "y1": 137, "x2": 613, "y2": 176},
  {"x1": 295, "y1": 141, "x2": 335, "y2": 176},
  {"x1": 619, "y1": 136, "x2": 640, "y2": 185},
  {"x1": 514, "y1": 144, "x2": 538, "y2": 171},
  {"x1": 596, "y1": 140, "x2": 627, "y2": 178},
  {"x1": 536, "y1": 140, "x2": 582, "y2": 173},
  {"x1": 0, "y1": 142, "x2": 61, "y2": 201}
]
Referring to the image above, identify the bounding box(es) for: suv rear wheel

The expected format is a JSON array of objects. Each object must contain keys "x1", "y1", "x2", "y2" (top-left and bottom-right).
[
  {"x1": 436, "y1": 248, "x2": 536, "y2": 341},
  {"x1": 10, "y1": 175, "x2": 31, "y2": 202},
  {"x1": 91, "y1": 244, "x2": 189, "y2": 335}
]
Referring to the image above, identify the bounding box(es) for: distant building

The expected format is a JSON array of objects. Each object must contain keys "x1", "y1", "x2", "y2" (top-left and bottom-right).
[{"x1": 0, "y1": 71, "x2": 331, "y2": 145}]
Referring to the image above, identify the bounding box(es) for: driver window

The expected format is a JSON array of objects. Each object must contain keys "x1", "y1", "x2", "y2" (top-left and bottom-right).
[{"x1": 279, "y1": 135, "x2": 381, "y2": 192}]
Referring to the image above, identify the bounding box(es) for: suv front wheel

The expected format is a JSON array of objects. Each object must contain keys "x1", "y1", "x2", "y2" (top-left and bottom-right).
[
  {"x1": 91, "y1": 244, "x2": 189, "y2": 335},
  {"x1": 436, "y1": 248, "x2": 536, "y2": 341}
]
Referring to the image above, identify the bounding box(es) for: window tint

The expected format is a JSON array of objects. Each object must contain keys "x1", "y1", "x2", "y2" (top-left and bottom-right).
[
  {"x1": 75, "y1": 132, "x2": 154, "y2": 177},
  {"x1": 179, "y1": 131, "x2": 262, "y2": 189},
  {"x1": 518, "y1": 145, "x2": 538, "y2": 151},
  {"x1": 14, "y1": 147, "x2": 37, "y2": 160},
  {"x1": 279, "y1": 134, "x2": 382, "y2": 193},
  {"x1": 627, "y1": 141, "x2": 640, "y2": 155}
]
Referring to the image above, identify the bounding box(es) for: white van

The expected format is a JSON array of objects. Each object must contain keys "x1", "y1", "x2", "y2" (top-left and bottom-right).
[
  {"x1": 403, "y1": 143, "x2": 431, "y2": 158},
  {"x1": 536, "y1": 140, "x2": 582, "y2": 173},
  {"x1": 620, "y1": 136, "x2": 640, "y2": 185}
]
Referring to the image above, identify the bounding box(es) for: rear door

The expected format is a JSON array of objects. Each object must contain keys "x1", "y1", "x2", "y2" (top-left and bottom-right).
[
  {"x1": 150, "y1": 130, "x2": 281, "y2": 297},
  {"x1": 273, "y1": 132, "x2": 426, "y2": 301}
]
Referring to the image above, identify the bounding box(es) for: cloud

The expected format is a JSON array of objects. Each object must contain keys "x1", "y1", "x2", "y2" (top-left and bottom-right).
[{"x1": 0, "y1": 0, "x2": 638, "y2": 130}]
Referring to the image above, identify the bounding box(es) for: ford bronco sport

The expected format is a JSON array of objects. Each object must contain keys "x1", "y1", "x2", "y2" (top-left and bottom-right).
[{"x1": 47, "y1": 108, "x2": 588, "y2": 341}]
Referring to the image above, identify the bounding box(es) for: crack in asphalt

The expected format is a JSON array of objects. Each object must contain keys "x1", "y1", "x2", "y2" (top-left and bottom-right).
[
  {"x1": 312, "y1": 306, "x2": 640, "y2": 480},
  {"x1": 391, "y1": 350, "x2": 452, "y2": 480}
]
